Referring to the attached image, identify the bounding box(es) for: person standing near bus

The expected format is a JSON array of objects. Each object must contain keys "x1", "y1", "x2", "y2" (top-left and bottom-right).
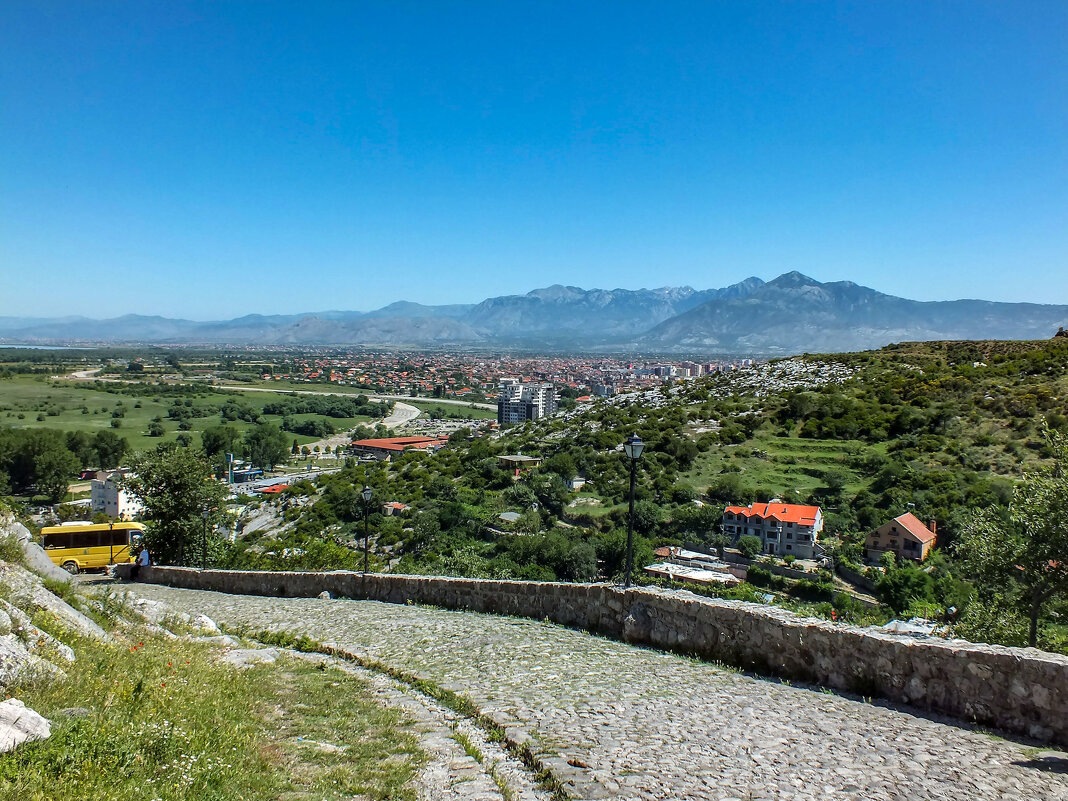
[{"x1": 132, "y1": 546, "x2": 150, "y2": 581}]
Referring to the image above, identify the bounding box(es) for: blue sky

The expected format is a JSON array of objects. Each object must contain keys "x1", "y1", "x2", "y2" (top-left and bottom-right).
[{"x1": 1, "y1": 1, "x2": 1065, "y2": 319}]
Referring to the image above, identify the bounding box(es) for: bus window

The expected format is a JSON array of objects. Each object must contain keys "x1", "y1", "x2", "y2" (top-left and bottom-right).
[
  {"x1": 110, "y1": 528, "x2": 131, "y2": 547},
  {"x1": 44, "y1": 532, "x2": 72, "y2": 549}
]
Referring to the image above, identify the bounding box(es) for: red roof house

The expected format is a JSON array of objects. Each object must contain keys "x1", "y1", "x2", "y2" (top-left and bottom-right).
[
  {"x1": 721, "y1": 501, "x2": 824, "y2": 558},
  {"x1": 865, "y1": 512, "x2": 937, "y2": 562}
]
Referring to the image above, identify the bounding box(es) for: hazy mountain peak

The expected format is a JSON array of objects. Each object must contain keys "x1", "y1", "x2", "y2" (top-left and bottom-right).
[
  {"x1": 3, "y1": 273, "x2": 1066, "y2": 353},
  {"x1": 526, "y1": 285, "x2": 588, "y2": 302},
  {"x1": 768, "y1": 270, "x2": 820, "y2": 288}
]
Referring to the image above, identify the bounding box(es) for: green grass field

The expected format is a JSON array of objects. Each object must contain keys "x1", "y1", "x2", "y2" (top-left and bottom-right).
[
  {"x1": 0, "y1": 376, "x2": 377, "y2": 452},
  {"x1": 682, "y1": 431, "x2": 880, "y2": 497},
  {"x1": 1, "y1": 630, "x2": 424, "y2": 801},
  {"x1": 406, "y1": 400, "x2": 497, "y2": 420}
]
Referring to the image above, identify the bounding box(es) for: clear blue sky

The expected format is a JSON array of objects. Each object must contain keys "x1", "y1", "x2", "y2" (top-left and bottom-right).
[{"x1": 2, "y1": 1, "x2": 1065, "y2": 319}]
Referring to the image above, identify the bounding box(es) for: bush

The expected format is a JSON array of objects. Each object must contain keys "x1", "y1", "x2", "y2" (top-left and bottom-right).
[
  {"x1": 746, "y1": 564, "x2": 773, "y2": 586},
  {"x1": 736, "y1": 535, "x2": 762, "y2": 559}
]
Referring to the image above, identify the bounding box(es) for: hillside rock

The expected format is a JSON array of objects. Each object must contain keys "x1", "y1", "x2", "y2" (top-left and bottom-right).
[
  {"x1": 0, "y1": 512, "x2": 72, "y2": 584},
  {"x1": 0, "y1": 699, "x2": 51, "y2": 753},
  {"x1": 0, "y1": 634, "x2": 65, "y2": 688},
  {"x1": 0, "y1": 562, "x2": 107, "y2": 641},
  {"x1": 0, "y1": 600, "x2": 76, "y2": 663}
]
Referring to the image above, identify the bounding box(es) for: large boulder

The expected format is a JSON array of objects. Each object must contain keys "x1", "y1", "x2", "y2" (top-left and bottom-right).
[
  {"x1": 0, "y1": 699, "x2": 51, "y2": 753},
  {"x1": 0, "y1": 562, "x2": 107, "y2": 641},
  {"x1": 0, "y1": 600, "x2": 76, "y2": 663},
  {"x1": 0, "y1": 513, "x2": 72, "y2": 584},
  {"x1": 0, "y1": 635, "x2": 65, "y2": 689}
]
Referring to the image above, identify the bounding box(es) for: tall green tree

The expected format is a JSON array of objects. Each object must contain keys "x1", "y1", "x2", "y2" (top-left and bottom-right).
[
  {"x1": 125, "y1": 443, "x2": 227, "y2": 565},
  {"x1": 243, "y1": 423, "x2": 290, "y2": 470},
  {"x1": 0, "y1": 428, "x2": 79, "y2": 503},
  {"x1": 956, "y1": 425, "x2": 1068, "y2": 647},
  {"x1": 92, "y1": 429, "x2": 128, "y2": 468},
  {"x1": 201, "y1": 424, "x2": 242, "y2": 458}
]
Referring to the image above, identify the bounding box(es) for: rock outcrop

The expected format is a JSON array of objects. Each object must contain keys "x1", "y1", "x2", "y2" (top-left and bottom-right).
[{"x1": 0, "y1": 699, "x2": 51, "y2": 753}]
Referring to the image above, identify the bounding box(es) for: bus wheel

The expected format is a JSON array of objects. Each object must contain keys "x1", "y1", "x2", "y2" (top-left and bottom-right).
[{"x1": 62, "y1": 561, "x2": 79, "y2": 575}]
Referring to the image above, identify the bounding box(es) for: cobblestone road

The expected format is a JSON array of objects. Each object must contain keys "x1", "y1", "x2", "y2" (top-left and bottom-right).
[{"x1": 127, "y1": 584, "x2": 1068, "y2": 801}]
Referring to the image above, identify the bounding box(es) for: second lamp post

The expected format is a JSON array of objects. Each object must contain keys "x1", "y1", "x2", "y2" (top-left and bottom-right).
[
  {"x1": 622, "y1": 434, "x2": 645, "y2": 588},
  {"x1": 361, "y1": 485, "x2": 373, "y2": 574}
]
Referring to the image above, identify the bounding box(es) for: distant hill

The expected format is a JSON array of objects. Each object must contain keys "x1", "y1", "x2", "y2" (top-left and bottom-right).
[
  {"x1": 639, "y1": 272, "x2": 1068, "y2": 353},
  {"x1": 2, "y1": 272, "x2": 1066, "y2": 353},
  {"x1": 464, "y1": 279, "x2": 765, "y2": 342}
]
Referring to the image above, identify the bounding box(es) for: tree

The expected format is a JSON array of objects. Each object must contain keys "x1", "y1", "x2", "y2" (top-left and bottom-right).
[
  {"x1": 875, "y1": 558, "x2": 934, "y2": 614},
  {"x1": 34, "y1": 442, "x2": 80, "y2": 503},
  {"x1": 202, "y1": 424, "x2": 242, "y2": 458},
  {"x1": 92, "y1": 430, "x2": 127, "y2": 468},
  {"x1": 631, "y1": 500, "x2": 661, "y2": 535},
  {"x1": 243, "y1": 422, "x2": 290, "y2": 470},
  {"x1": 125, "y1": 443, "x2": 227, "y2": 565},
  {"x1": 737, "y1": 535, "x2": 763, "y2": 559},
  {"x1": 956, "y1": 425, "x2": 1068, "y2": 646}
]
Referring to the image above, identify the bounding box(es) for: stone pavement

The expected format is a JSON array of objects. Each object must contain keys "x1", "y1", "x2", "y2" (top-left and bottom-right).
[
  {"x1": 287, "y1": 650, "x2": 550, "y2": 801},
  {"x1": 125, "y1": 583, "x2": 1068, "y2": 801}
]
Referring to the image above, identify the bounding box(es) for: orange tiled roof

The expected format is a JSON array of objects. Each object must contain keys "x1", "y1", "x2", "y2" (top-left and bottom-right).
[
  {"x1": 724, "y1": 502, "x2": 821, "y2": 525},
  {"x1": 351, "y1": 436, "x2": 447, "y2": 452},
  {"x1": 892, "y1": 512, "x2": 937, "y2": 544}
]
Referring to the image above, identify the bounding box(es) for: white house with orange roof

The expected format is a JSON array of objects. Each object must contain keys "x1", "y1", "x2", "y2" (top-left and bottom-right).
[{"x1": 721, "y1": 501, "x2": 823, "y2": 559}]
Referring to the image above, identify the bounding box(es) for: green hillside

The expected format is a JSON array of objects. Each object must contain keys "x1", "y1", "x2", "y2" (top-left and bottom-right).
[{"x1": 225, "y1": 338, "x2": 1067, "y2": 650}]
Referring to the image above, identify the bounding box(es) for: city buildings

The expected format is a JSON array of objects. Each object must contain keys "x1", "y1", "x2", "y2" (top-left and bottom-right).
[
  {"x1": 89, "y1": 471, "x2": 144, "y2": 520},
  {"x1": 497, "y1": 379, "x2": 557, "y2": 425}
]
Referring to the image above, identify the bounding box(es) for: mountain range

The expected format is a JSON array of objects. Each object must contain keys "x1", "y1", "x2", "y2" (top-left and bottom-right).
[{"x1": 2, "y1": 272, "x2": 1066, "y2": 354}]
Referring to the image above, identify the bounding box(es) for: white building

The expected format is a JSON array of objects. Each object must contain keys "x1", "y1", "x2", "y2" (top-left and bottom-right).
[
  {"x1": 90, "y1": 472, "x2": 144, "y2": 520},
  {"x1": 721, "y1": 501, "x2": 823, "y2": 559},
  {"x1": 497, "y1": 379, "x2": 557, "y2": 425}
]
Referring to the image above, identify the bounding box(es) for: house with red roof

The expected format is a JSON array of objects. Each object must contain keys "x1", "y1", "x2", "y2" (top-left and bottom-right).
[
  {"x1": 864, "y1": 513, "x2": 937, "y2": 563},
  {"x1": 721, "y1": 501, "x2": 824, "y2": 559},
  {"x1": 350, "y1": 436, "x2": 448, "y2": 462}
]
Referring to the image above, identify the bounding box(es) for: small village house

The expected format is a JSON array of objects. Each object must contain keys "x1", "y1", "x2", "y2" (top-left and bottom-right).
[{"x1": 864, "y1": 512, "x2": 937, "y2": 563}]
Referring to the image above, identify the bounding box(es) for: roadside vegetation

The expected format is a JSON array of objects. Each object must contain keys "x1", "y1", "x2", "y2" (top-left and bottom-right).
[{"x1": 0, "y1": 631, "x2": 424, "y2": 801}]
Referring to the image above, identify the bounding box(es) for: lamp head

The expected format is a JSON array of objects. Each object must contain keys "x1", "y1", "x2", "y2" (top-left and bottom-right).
[
  {"x1": 362, "y1": 486, "x2": 373, "y2": 502},
  {"x1": 622, "y1": 434, "x2": 645, "y2": 461}
]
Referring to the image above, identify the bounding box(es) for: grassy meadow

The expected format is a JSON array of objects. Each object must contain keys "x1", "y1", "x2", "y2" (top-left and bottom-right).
[{"x1": 0, "y1": 375, "x2": 378, "y2": 453}]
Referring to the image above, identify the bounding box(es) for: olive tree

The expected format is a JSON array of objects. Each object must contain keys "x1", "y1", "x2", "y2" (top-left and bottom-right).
[
  {"x1": 956, "y1": 425, "x2": 1068, "y2": 647},
  {"x1": 125, "y1": 442, "x2": 227, "y2": 565}
]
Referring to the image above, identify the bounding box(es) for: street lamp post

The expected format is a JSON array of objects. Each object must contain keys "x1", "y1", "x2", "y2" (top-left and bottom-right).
[
  {"x1": 362, "y1": 485, "x2": 373, "y2": 574},
  {"x1": 200, "y1": 508, "x2": 211, "y2": 570},
  {"x1": 622, "y1": 434, "x2": 645, "y2": 588}
]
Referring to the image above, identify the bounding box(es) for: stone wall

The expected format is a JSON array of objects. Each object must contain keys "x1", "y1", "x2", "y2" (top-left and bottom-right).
[{"x1": 118, "y1": 564, "x2": 1068, "y2": 747}]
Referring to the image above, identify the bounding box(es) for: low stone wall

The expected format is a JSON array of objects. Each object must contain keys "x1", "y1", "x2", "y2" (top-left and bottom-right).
[
  {"x1": 837, "y1": 563, "x2": 879, "y2": 593},
  {"x1": 118, "y1": 564, "x2": 1068, "y2": 747}
]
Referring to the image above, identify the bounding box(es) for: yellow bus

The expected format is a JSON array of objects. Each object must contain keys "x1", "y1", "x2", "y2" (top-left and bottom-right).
[{"x1": 40, "y1": 522, "x2": 147, "y2": 574}]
